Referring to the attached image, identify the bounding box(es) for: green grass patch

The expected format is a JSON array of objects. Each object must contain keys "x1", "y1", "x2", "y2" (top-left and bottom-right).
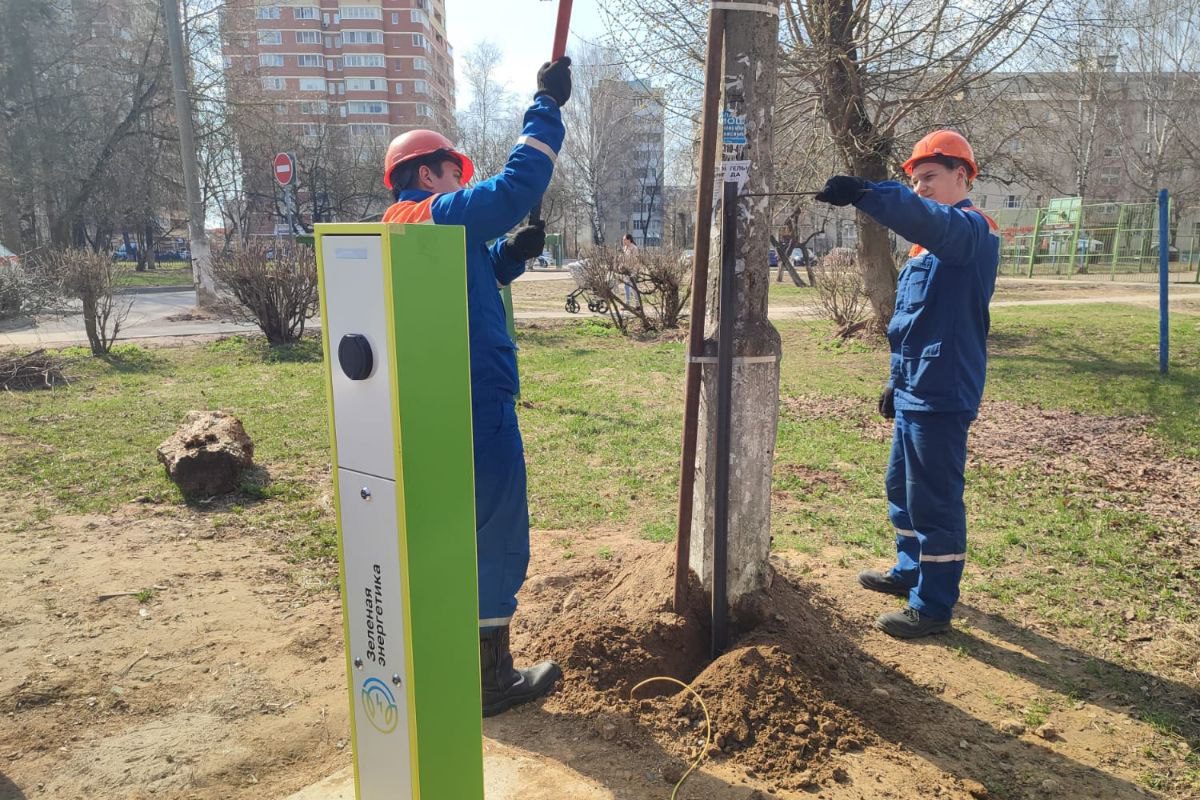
[
  {"x1": 518, "y1": 324, "x2": 685, "y2": 531},
  {"x1": 640, "y1": 520, "x2": 676, "y2": 543},
  {"x1": 0, "y1": 336, "x2": 334, "y2": 559},
  {"x1": 767, "y1": 280, "x2": 815, "y2": 302},
  {"x1": 0, "y1": 307, "x2": 1196, "y2": 666},
  {"x1": 1022, "y1": 694, "x2": 1055, "y2": 728},
  {"x1": 987, "y1": 304, "x2": 1200, "y2": 457},
  {"x1": 114, "y1": 262, "x2": 194, "y2": 288}
]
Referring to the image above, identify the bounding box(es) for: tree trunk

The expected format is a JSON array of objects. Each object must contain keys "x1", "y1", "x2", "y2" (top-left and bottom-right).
[
  {"x1": 81, "y1": 290, "x2": 102, "y2": 355},
  {"x1": 811, "y1": 0, "x2": 899, "y2": 333},
  {"x1": 857, "y1": 215, "x2": 897, "y2": 330},
  {"x1": 851, "y1": 152, "x2": 896, "y2": 333},
  {"x1": 691, "y1": 1, "x2": 782, "y2": 615},
  {"x1": 0, "y1": 124, "x2": 24, "y2": 250},
  {"x1": 145, "y1": 222, "x2": 157, "y2": 271}
]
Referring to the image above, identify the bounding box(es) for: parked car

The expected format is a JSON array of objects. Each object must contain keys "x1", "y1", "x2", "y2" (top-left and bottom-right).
[
  {"x1": 112, "y1": 243, "x2": 137, "y2": 261},
  {"x1": 1151, "y1": 243, "x2": 1180, "y2": 262},
  {"x1": 768, "y1": 247, "x2": 778, "y2": 267},
  {"x1": 789, "y1": 247, "x2": 814, "y2": 267},
  {"x1": 154, "y1": 246, "x2": 190, "y2": 262}
]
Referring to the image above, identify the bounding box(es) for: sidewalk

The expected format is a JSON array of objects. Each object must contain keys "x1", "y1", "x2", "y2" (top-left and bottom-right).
[{"x1": 2, "y1": 279, "x2": 1196, "y2": 350}]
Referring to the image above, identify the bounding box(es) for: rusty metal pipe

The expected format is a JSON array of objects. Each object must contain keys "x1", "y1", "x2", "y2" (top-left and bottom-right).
[{"x1": 673, "y1": 6, "x2": 726, "y2": 613}]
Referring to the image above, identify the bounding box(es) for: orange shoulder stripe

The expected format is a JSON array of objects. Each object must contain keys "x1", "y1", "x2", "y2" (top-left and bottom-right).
[{"x1": 381, "y1": 195, "x2": 438, "y2": 224}]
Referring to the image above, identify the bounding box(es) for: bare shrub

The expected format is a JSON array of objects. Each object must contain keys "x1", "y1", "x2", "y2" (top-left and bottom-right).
[
  {"x1": 0, "y1": 261, "x2": 37, "y2": 320},
  {"x1": 212, "y1": 241, "x2": 318, "y2": 345},
  {"x1": 631, "y1": 246, "x2": 691, "y2": 330},
  {"x1": 574, "y1": 246, "x2": 627, "y2": 331},
  {"x1": 813, "y1": 247, "x2": 868, "y2": 337},
  {"x1": 33, "y1": 248, "x2": 132, "y2": 355},
  {"x1": 574, "y1": 245, "x2": 692, "y2": 335}
]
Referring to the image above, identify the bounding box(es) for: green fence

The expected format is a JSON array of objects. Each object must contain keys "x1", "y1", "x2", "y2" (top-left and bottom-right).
[{"x1": 993, "y1": 197, "x2": 1200, "y2": 282}]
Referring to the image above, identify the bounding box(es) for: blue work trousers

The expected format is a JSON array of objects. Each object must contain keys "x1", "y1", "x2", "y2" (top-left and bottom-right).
[
  {"x1": 472, "y1": 392, "x2": 530, "y2": 631},
  {"x1": 885, "y1": 409, "x2": 973, "y2": 621}
]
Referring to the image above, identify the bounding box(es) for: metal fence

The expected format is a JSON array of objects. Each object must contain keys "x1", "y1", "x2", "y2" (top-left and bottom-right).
[{"x1": 992, "y1": 197, "x2": 1200, "y2": 283}]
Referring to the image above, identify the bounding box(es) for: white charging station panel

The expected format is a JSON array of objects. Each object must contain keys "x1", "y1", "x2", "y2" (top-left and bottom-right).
[
  {"x1": 337, "y1": 466, "x2": 413, "y2": 799},
  {"x1": 322, "y1": 234, "x2": 395, "y2": 482}
]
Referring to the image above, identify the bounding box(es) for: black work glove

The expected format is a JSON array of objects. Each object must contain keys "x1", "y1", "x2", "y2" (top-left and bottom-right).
[
  {"x1": 878, "y1": 386, "x2": 896, "y2": 420},
  {"x1": 815, "y1": 176, "x2": 867, "y2": 207},
  {"x1": 502, "y1": 220, "x2": 546, "y2": 262},
  {"x1": 535, "y1": 57, "x2": 572, "y2": 107}
]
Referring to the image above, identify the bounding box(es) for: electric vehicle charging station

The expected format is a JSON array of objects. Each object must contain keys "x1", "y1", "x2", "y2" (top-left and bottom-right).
[{"x1": 316, "y1": 222, "x2": 484, "y2": 800}]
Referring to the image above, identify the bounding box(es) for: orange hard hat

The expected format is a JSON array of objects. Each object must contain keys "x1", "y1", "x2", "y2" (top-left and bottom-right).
[
  {"x1": 383, "y1": 129, "x2": 475, "y2": 189},
  {"x1": 903, "y1": 130, "x2": 978, "y2": 180}
]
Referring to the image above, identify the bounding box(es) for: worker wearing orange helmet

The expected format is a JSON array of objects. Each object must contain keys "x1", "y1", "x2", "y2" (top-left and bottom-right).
[
  {"x1": 381, "y1": 58, "x2": 571, "y2": 714},
  {"x1": 815, "y1": 130, "x2": 1000, "y2": 639}
]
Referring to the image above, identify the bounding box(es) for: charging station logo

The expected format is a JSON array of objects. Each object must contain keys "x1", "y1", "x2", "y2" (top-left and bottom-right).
[{"x1": 361, "y1": 677, "x2": 398, "y2": 733}]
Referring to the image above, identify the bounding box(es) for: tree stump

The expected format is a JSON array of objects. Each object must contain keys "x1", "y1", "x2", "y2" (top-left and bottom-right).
[{"x1": 156, "y1": 411, "x2": 255, "y2": 498}]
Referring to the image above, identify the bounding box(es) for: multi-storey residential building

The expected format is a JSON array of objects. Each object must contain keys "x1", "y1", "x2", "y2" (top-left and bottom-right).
[
  {"x1": 914, "y1": 64, "x2": 1197, "y2": 215},
  {"x1": 596, "y1": 79, "x2": 666, "y2": 247},
  {"x1": 221, "y1": 0, "x2": 456, "y2": 230}
]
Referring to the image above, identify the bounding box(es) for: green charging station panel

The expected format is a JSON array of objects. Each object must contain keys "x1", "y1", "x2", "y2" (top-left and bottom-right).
[{"x1": 315, "y1": 222, "x2": 483, "y2": 800}]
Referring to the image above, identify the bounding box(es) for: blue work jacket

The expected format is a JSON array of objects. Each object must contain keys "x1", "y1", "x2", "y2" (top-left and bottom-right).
[
  {"x1": 854, "y1": 181, "x2": 1000, "y2": 413},
  {"x1": 383, "y1": 95, "x2": 564, "y2": 398}
]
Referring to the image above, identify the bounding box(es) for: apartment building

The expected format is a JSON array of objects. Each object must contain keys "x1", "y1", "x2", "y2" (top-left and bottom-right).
[
  {"x1": 221, "y1": 0, "x2": 456, "y2": 228},
  {"x1": 969, "y1": 68, "x2": 1200, "y2": 211},
  {"x1": 597, "y1": 79, "x2": 667, "y2": 247}
]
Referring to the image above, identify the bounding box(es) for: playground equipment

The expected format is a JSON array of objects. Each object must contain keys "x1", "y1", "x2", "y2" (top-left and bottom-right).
[{"x1": 994, "y1": 196, "x2": 1200, "y2": 282}]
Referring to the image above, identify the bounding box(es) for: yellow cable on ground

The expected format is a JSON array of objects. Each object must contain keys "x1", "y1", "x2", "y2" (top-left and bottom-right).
[{"x1": 630, "y1": 677, "x2": 713, "y2": 800}]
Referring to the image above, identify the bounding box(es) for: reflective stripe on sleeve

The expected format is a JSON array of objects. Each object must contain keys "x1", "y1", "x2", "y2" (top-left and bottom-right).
[{"x1": 517, "y1": 135, "x2": 557, "y2": 163}]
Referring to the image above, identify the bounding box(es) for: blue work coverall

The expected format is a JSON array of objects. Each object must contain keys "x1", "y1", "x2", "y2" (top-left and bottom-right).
[
  {"x1": 382, "y1": 96, "x2": 564, "y2": 630},
  {"x1": 854, "y1": 182, "x2": 1000, "y2": 621}
]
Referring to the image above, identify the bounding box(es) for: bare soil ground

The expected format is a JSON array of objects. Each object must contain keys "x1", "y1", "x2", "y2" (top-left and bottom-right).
[
  {"x1": 2, "y1": 400, "x2": 1198, "y2": 799},
  {"x1": 0, "y1": 508, "x2": 350, "y2": 800}
]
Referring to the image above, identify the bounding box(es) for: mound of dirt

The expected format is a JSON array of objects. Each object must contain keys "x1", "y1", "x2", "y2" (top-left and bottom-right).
[
  {"x1": 530, "y1": 547, "x2": 710, "y2": 703},
  {"x1": 526, "y1": 545, "x2": 879, "y2": 791},
  {"x1": 645, "y1": 644, "x2": 873, "y2": 791}
]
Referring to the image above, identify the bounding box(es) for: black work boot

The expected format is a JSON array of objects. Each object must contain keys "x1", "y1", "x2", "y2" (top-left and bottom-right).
[
  {"x1": 875, "y1": 606, "x2": 952, "y2": 639},
  {"x1": 857, "y1": 569, "x2": 912, "y2": 598},
  {"x1": 480, "y1": 626, "x2": 561, "y2": 717}
]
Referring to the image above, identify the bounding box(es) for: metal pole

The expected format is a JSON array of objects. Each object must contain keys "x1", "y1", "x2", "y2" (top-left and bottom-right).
[
  {"x1": 712, "y1": 179, "x2": 737, "y2": 658},
  {"x1": 673, "y1": 5, "x2": 726, "y2": 612},
  {"x1": 1159, "y1": 188, "x2": 1169, "y2": 375},
  {"x1": 161, "y1": 0, "x2": 215, "y2": 306},
  {"x1": 1068, "y1": 199, "x2": 1083, "y2": 276},
  {"x1": 1027, "y1": 205, "x2": 1043, "y2": 279}
]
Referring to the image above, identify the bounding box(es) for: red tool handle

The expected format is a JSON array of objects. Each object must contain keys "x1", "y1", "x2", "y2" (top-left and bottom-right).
[
  {"x1": 528, "y1": 0, "x2": 573, "y2": 227},
  {"x1": 552, "y1": 0, "x2": 573, "y2": 60}
]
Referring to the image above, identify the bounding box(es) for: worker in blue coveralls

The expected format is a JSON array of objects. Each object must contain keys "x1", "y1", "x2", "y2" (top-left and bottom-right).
[
  {"x1": 380, "y1": 57, "x2": 571, "y2": 713},
  {"x1": 814, "y1": 130, "x2": 1000, "y2": 639}
]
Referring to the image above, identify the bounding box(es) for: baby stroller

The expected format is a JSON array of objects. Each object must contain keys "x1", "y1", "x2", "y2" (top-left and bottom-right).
[{"x1": 565, "y1": 259, "x2": 612, "y2": 314}]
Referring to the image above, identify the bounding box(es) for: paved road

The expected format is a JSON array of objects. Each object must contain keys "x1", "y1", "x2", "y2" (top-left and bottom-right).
[{"x1": 2, "y1": 274, "x2": 1196, "y2": 350}]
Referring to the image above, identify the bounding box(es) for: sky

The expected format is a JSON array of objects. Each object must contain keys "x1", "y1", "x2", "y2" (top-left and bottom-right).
[{"x1": 444, "y1": 0, "x2": 607, "y2": 112}]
